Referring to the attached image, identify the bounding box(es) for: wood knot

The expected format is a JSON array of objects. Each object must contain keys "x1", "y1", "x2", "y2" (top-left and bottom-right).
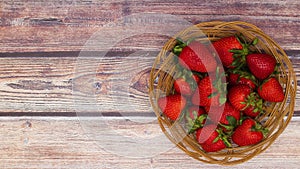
[
  {"x1": 130, "y1": 68, "x2": 152, "y2": 94},
  {"x1": 22, "y1": 121, "x2": 32, "y2": 128}
]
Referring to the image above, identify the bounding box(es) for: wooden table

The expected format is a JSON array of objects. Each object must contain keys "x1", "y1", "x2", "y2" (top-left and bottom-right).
[{"x1": 0, "y1": 1, "x2": 299, "y2": 168}]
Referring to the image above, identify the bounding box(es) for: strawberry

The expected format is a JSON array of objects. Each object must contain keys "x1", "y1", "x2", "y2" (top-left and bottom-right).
[
  {"x1": 208, "y1": 102, "x2": 240, "y2": 126},
  {"x1": 192, "y1": 67, "x2": 227, "y2": 107},
  {"x1": 174, "y1": 78, "x2": 192, "y2": 96},
  {"x1": 228, "y1": 84, "x2": 251, "y2": 111},
  {"x1": 192, "y1": 76, "x2": 218, "y2": 107},
  {"x1": 258, "y1": 77, "x2": 284, "y2": 102},
  {"x1": 173, "y1": 73, "x2": 201, "y2": 96},
  {"x1": 192, "y1": 75, "x2": 227, "y2": 107},
  {"x1": 228, "y1": 84, "x2": 263, "y2": 113},
  {"x1": 246, "y1": 53, "x2": 276, "y2": 80},
  {"x1": 212, "y1": 36, "x2": 244, "y2": 68},
  {"x1": 196, "y1": 124, "x2": 231, "y2": 152},
  {"x1": 232, "y1": 118, "x2": 268, "y2": 146},
  {"x1": 243, "y1": 106, "x2": 260, "y2": 118},
  {"x1": 179, "y1": 41, "x2": 217, "y2": 73},
  {"x1": 228, "y1": 72, "x2": 257, "y2": 89},
  {"x1": 158, "y1": 94, "x2": 186, "y2": 121}
]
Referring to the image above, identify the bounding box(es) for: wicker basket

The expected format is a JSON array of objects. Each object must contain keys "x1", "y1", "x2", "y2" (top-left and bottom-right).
[{"x1": 149, "y1": 21, "x2": 297, "y2": 165}]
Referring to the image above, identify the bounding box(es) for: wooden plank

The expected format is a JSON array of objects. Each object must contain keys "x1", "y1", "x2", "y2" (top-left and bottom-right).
[
  {"x1": 0, "y1": 0, "x2": 299, "y2": 52},
  {"x1": 0, "y1": 51, "x2": 299, "y2": 115},
  {"x1": 0, "y1": 55, "x2": 153, "y2": 114},
  {"x1": 0, "y1": 117, "x2": 299, "y2": 168}
]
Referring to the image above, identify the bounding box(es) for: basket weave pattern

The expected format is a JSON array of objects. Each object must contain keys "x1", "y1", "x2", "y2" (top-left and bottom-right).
[{"x1": 149, "y1": 21, "x2": 297, "y2": 165}]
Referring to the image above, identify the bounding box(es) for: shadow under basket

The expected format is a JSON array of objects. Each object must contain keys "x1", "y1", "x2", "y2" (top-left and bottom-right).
[{"x1": 149, "y1": 21, "x2": 297, "y2": 165}]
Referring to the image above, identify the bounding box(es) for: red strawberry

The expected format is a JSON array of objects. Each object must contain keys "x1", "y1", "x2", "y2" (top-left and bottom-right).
[
  {"x1": 192, "y1": 76, "x2": 217, "y2": 107},
  {"x1": 196, "y1": 124, "x2": 231, "y2": 152},
  {"x1": 173, "y1": 74, "x2": 201, "y2": 96},
  {"x1": 246, "y1": 53, "x2": 276, "y2": 80},
  {"x1": 208, "y1": 102, "x2": 240, "y2": 126},
  {"x1": 192, "y1": 75, "x2": 226, "y2": 107},
  {"x1": 243, "y1": 106, "x2": 260, "y2": 118},
  {"x1": 174, "y1": 78, "x2": 192, "y2": 95},
  {"x1": 158, "y1": 94, "x2": 186, "y2": 121},
  {"x1": 228, "y1": 84, "x2": 263, "y2": 113},
  {"x1": 258, "y1": 77, "x2": 284, "y2": 102},
  {"x1": 228, "y1": 72, "x2": 257, "y2": 89},
  {"x1": 213, "y1": 36, "x2": 244, "y2": 68},
  {"x1": 232, "y1": 118, "x2": 268, "y2": 146},
  {"x1": 179, "y1": 41, "x2": 217, "y2": 72},
  {"x1": 228, "y1": 84, "x2": 251, "y2": 111}
]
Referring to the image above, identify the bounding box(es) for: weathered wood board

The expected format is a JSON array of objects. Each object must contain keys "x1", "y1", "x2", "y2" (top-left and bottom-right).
[
  {"x1": 0, "y1": 117, "x2": 299, "y2": 169},
  {"x1": 0, "y1": 0, "x2": 299, "y2": 52}
]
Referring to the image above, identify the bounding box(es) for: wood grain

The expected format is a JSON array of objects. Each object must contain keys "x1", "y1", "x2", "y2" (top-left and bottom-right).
[
  {"x1": 0, "y1": 55, "x2": 154, "y2": 114},
  {"x1": 0, "y1": 51, "x2": 299, "y2": 115},
  {"x1": 0, "y1": 117, "x2": 299, "y2": 169},
  {"x1": 0, "y1": 0, "x2": 299, "y2": 52}
]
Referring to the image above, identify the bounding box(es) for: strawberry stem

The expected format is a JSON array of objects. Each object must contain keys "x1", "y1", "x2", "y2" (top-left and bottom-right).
[
  {"x1": 173, "y1": 38, "x2": 187, "y2": 56},
  {"x1": 173, "y1": 46, "x2": 183, "y2": 55},
  {"x1": 172, "y1": 37, "x2": 198, "y2": 56}
]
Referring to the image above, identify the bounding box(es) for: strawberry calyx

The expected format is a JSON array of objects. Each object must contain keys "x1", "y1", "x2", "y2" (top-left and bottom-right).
[
  {"x1": 174, "y1": 65, "x2": 201, "y2": 92},
  {"x1": 241, "y1": 92, "x2": 263, "y2": 114},
  {"x1": 215, "y1": 128, "x2": 232, "y2": 147},
  {"x1": 208, "y1": 67, "x2": 227, "y2": 105},
  {"x1": 230, "y1": 35, "x2": 258, "y2": 69},
  {"x1": 219, "y1": 124, "x2": 235, "y2": 135},
  {"x1": 251, "y1": 120, "x2": 269, "y2": 138},
  {"x1": 173, "y1": 38, "x2": 187, "y2": 56},
  {"x1": 218, "y1": 115, "x2": 238, "y2": 133},
  {"x1": 272, "y1": 63, "x2": 281, "y2": 76},
  {"x1": 173, "y1": 38, "x2": 197, "y2": 56},
  {"x1": 187, "y1": 114, "x2": 208, "y2": 134},
  {"x1": 229, "y1": 69, "x2": 258, "y2": 87}
]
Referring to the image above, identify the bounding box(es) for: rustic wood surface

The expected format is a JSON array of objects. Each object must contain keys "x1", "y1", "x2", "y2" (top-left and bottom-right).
[
  {"x1": 0, "y1": 0, "x2": 300, "y2": 168},
  {"x1": 0, "y1": 117, "x2": 299, "y2": 169},
  {"x1": 0, "y1": 0, "x2": 299, "y2": 52}
]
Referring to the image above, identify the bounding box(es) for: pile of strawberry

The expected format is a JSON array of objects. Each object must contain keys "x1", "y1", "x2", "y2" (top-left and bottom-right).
[{"x1": 157, "y1": 35, "x2": 285, "y2": 152}]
